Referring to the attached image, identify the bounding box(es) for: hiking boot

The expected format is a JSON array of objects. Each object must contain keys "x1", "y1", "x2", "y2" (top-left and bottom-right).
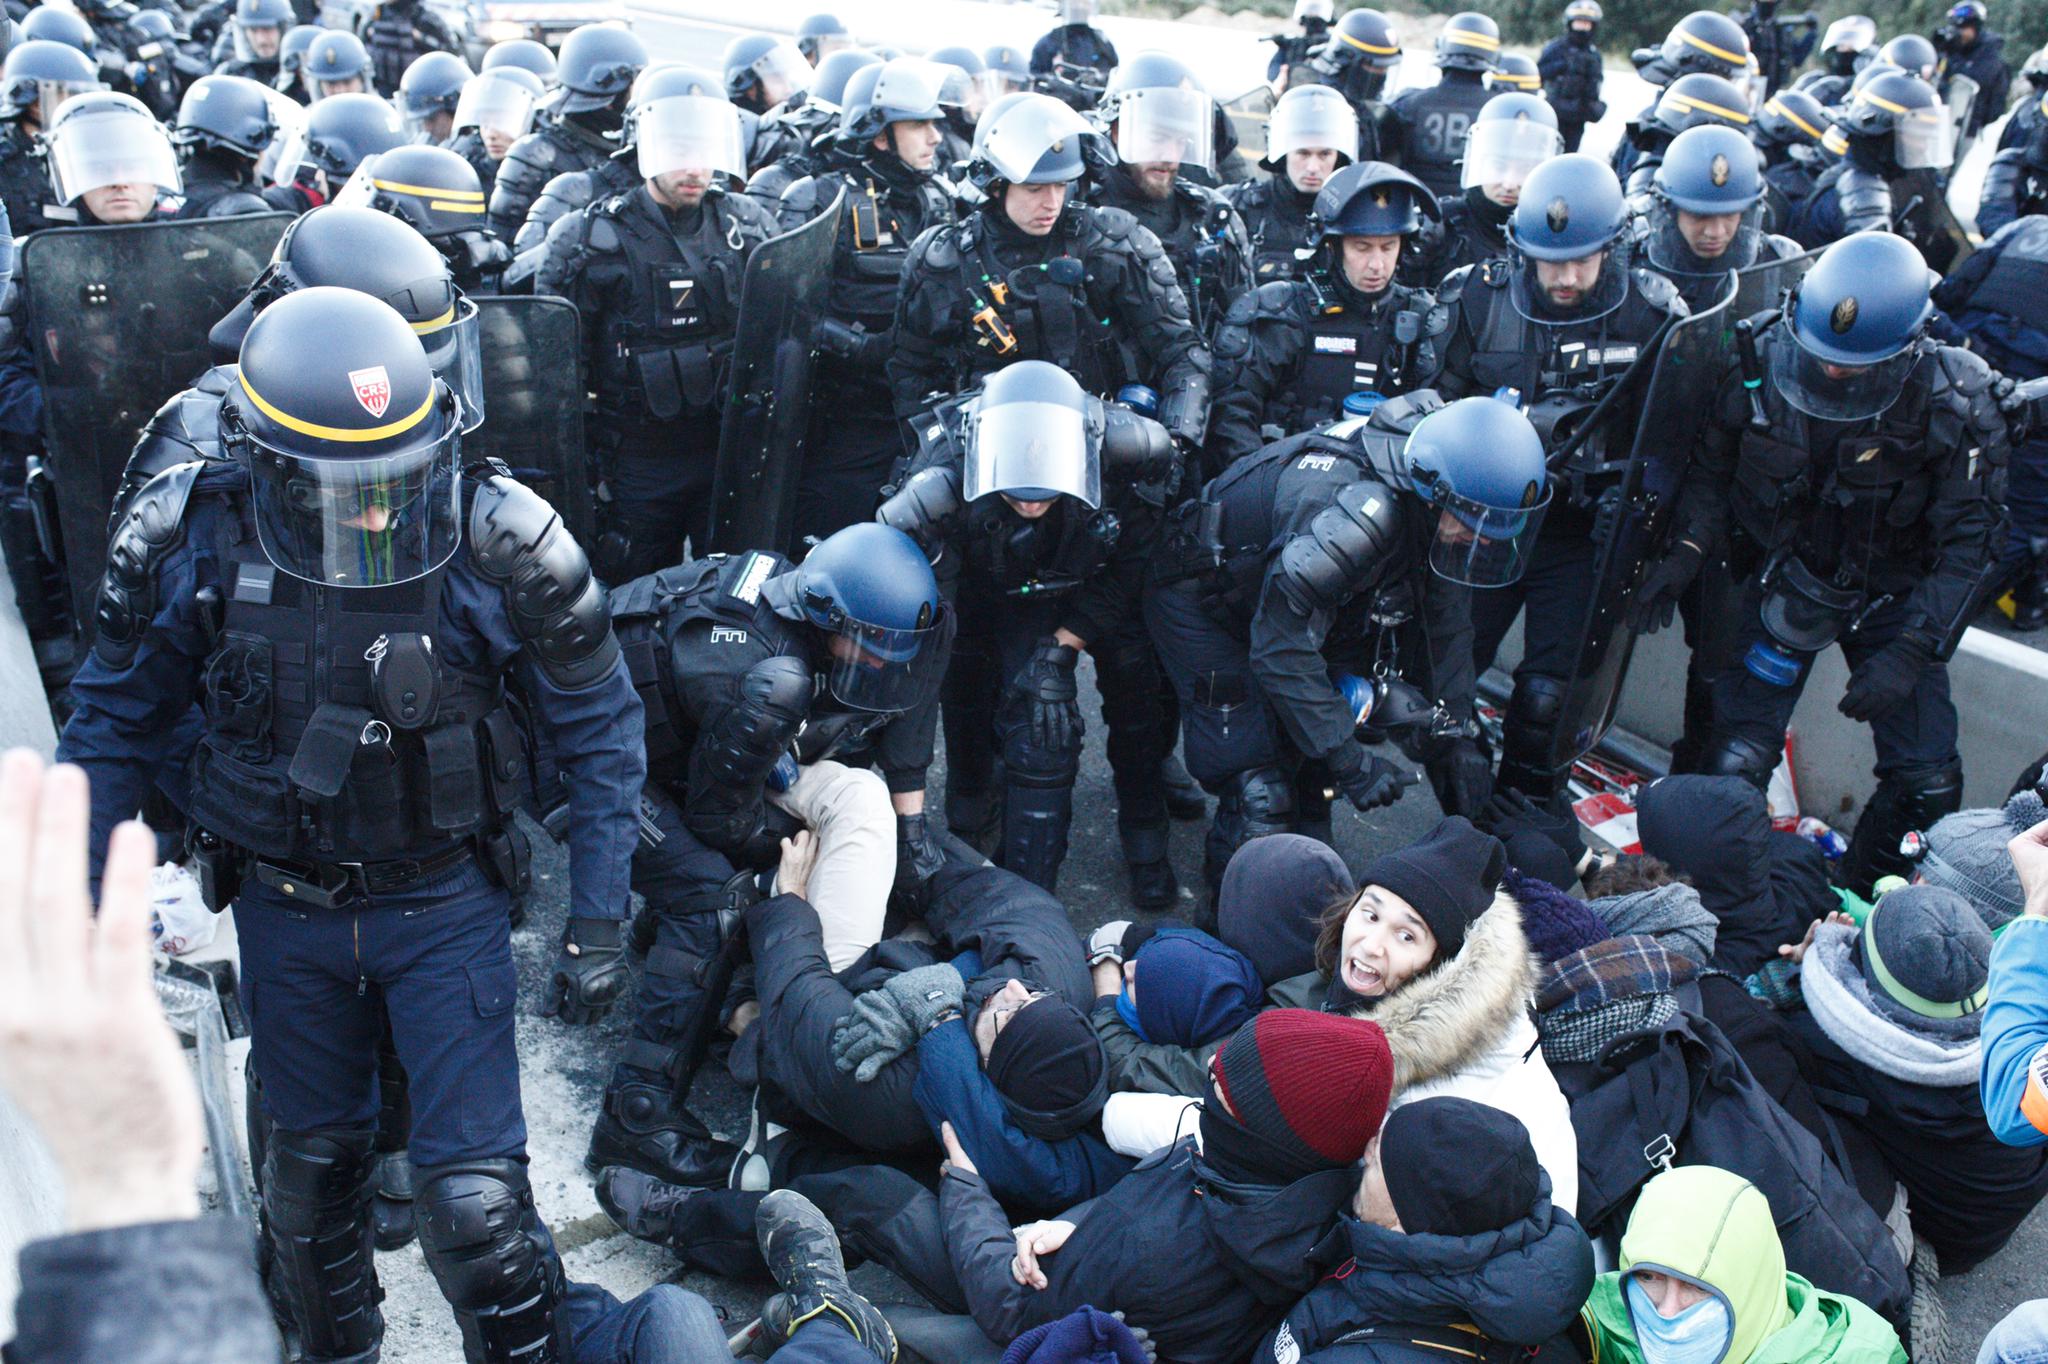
[{"x1": 756, "y1": 1190, "x2": 897, "y2": 1363}]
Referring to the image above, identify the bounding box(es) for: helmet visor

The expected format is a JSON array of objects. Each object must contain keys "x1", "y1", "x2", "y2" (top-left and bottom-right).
[
  {"x1": 1645, "y1": 198, "x2": 1761, "y2": 276},
  {"x1": 245, "y1": 410, "x2": 463, "y2": 587},
  {"x1": 1508, "y1": 242, "x2": 1628, "y2": 324},
  {"x1": 1267, "y1": 89, "x2": 1358, "y2": 160},
  {"x1": 635, "y1": 94, "x2": 746, "y2": 180},
  {"x1": 978, "y1": 98, "x2": 1093, "y2": 182},
  {"x1": 964, "y1": 398, "x2": 1100, "y2": 507},
  {"x1": 1114, "y1": 86, "x2": 1213, "y2": 171},
  {"x1": 1461, "y1": 117, "x2": 1562, "y2": 192},
  {"x1": 823, "y1": 603, "x2": 950, "y2": 712},
  {"x1": 453, "y1": 74, "x2": 536, "y2": 140},
  {"x1": 1894, "y1": 105, "x2": 1954, "y2": 169},
  {"x1": 1772, "y1": 323, "x2": 1916, "y2": 420},
  {"x1": 747, "y1": 42, "x2": 813, "y2": 106},
  {"x1": 48, "y1": 113, "x2": 180, "y2": 202},
  {"x1": 418, "y1": 296, "x2": 485, "y2": 432},
  {"x1": 1419, "y1": 479, "x2": 1553, "y2": 587},
  {"x1": 30, "y1": 76, "x2": 106, "y2": 121}
]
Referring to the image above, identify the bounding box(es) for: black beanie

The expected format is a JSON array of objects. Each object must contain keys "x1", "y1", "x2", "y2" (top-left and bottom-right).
[
  {"x1": 985, "y1": 995, "x2": 1108, "y2": 1139},
  {"x1": 1358, "y1": 817, "x2": 1506, "y2": 962},
  {"x1": 1381, "y1": 1097, "x2": 1541, "y2": 1237}
]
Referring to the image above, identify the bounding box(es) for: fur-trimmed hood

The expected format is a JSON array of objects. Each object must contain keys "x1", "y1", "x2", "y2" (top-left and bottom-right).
[{"x1": 1354, "y1": 891, "x2": 1582, "y2": 1216}]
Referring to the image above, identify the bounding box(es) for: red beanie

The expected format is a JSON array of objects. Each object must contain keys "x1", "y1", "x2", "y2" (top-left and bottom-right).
[{"x1": 1211, "y1": 1009, "x2": 1393, "y2": 1168}]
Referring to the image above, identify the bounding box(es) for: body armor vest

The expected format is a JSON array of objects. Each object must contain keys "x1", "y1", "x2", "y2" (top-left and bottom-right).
[
  {"x1": 592, "y1": 192, "x2": 751, "y2": 424},
  {"x1": 950, "y1": 218, "x2": 1133, "y2": 396},
  {"x1": 959, "y1": 493, "x2": 1121, "y2": 601},
  {"x1": 1289, "y1": 283, "x2": 1425, "y2": 423}
]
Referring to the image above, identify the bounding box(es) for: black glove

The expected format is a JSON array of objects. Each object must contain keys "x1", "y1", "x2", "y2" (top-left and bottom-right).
[
  {"x1": 1335, "y1": 753, "x2": 1419, "y2": 813},
  {"x1": 1839, "y1": 636, "x2": 1935, "y2": 722},
  {"x1": 1433, "y1": 737, "x2": 1496, "y2": 818},
  {"x1": 1009, "y1": 638, "x2": 1083, "y2": 754},
  {"x1": 895, "y1": 811, "x2": 946, "y2": 894},
  {"x1": 816, "y1": 318, "x2": 885, "y2": 368},
  {"x1": 1628, "y1": 539, "x2": 1705, "y2": 634},
  {"x1": 538, "y1": 916, "x2": 627, "y2": 1025},
  {"x1": 1482, "y1": 788, "x2": 1588, "y2": 868}
]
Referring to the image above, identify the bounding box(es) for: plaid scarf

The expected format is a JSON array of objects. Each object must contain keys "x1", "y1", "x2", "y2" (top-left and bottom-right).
[
  {"x1": 1541, "y1": 994, "x2": 1681, "y2": 1066},
  {"x1": 1538, "y1": 935, "x2": 1698, "y2": 1015}
]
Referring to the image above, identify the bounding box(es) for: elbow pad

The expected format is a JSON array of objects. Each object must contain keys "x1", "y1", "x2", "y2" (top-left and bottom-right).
[
  {"x1": 469, "y1": 474, "x2": 620, "y2": 689},
  {"x1": 877, "y1": 465, "x2": 962, "y2": 550},
  {"x1": 1158, "y1": 367, "x2": 1211, "y2": 447},
  {"x1": 1101, "y1": 408, "x2": 1175, "y2": 483}
]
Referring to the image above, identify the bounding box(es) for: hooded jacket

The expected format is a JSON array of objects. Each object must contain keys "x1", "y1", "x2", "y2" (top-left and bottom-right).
[
  {"x1": 1637, "y1": 777, "x2": 1809, "y2": 978},
  {"x1": 1256, "y1": 1175, "x2": 1595, "y2": 1364},
  {"x1": 1583, "y1": 1166, "x2": 1906, "y2": 1364}
]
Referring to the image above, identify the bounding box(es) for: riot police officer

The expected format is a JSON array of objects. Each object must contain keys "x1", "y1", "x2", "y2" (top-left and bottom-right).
[
  {"x1": 304, "y1": 29, "x2": 372, "y2": 100},
  {"x1": 1638, "y1": 231, "x2": 2007, "y2": 894},
  {"x1": 1934, "y1": 0, "x2": 2010, "y2": 143},
  {"x1": 122, "y1": 9, "x2": 208, "y2": 122},
  {"x1": 44, "y1": 90, "x2": 181, "y2": 224},
  {"x1": 1091, "y1": 53, "x2": 1251, "y2": 337},
  {"x1": 984, "y1": 42, "x2": 1031, "y2": 97},
  {"x1": 481, "y1": 37, "x2": 558, "y2": 87},
  {"x1": 1789, "y1": 70, "x2": 1950, "y2": 247},
  {"x1": 744, "y1": 48, "x2": 878, "y2": 210},
  {"x1": 538, "y1": 88, "x2": 776, "y2": 578},
  {"x1": 881, "y1": 363, "x2": 1179, "y2": 902},
  {"x1": 1223, "y1": 83, "x2": 1361, "y2": 285},
  {"x1": 1631, "y1": 9, "x2": 1754, "y2": 90},
  {"x1": 1613, "y1": 71, "x2": 1753, "y2": 200},
  {"x1": 724, "y1": 33, "x2": 812, "y2": 121},
  {"x1": 1793, "y1": 13, "x2": 1876, "y2": 107},
  {"x1": 338, "y1": 144, "x2": 510, "y2": 292},
  {"x1": 1740, "y1": 0, "x2": 1819, "y2": 97},
  {"x1": 1934, "y1": 206, "x2": 2048, "y2": 631},
  {"x1": 1642, "y1": 124, "x2": 1799, "y2": 314},
  {"x1": 1148, "y1": 394, "x2": 1546, "y2": 889},
  {"x1": 1284, "y1": 6, "x2": 1401, "y2": 131},
  {"x1": 363, "y1": 0, "x2": 461, "y2": 96},
  {"x1": 889, "y1": 93, "x2": 1211, "y2": 463},
  {"x1": 797, "y1": 12, "x2": 855, "y2": 66},
  {"x1": 1267, "y1": 0, "x2": 1333, "y2": 88},
  {"x1": 1996, "y1": 43, "x2": 2047, "y2": 151},
  {"x1": 511, "y1": 63, "x2": 724, "y2": 278},
  {"x1": 1209, "y1": 162, "x2": 1447, "y2": 472},
  {"x1": 1753, "y1": 88, "x2": 1828, "y2": 232},
  {"x1": 213, "y1": 0, "x2": 289, "y2": 84},
  {"x1": 590, "y1": 520, "x2": 948, "y2": 1186},
  {"x1": 444, "y1": 64, "x2": 542, "y2": 197},
  {"x1": 488, "y1": 23, "x2": 647, "y2": 243},
  {"x1": 276, "y1": 23, "x2": 321, "y2": 102},
  {"x1": 1031, "y1": 0, "x2": 1119, "y2": 90},
  {"x1": 1977, "y1": 93, "x2": 2048, "y2": 236},
  {"x1": 1402, "y1": 90, "x2": 1563, "y2": 288},
  {"x1": 169, "y1": 73, "x2": 298, "y2": 217},
  {"x1": 0, "y1": 40, "x2": 102, "y2": 232},
  {"x1": 281, "y1": 89, "x2": 404, "y2": 200},
  {"x1": 397, "y1": 49, "x2": 470, "y2": 144},
  {"x1": 1435, "y1": 153, "x2": 1687, "y2": 801},
  {"x1": 1387, "y1": 12, "x2": 1501, "y2": 201},
  {"x1": 57, "y1": 284, "x2": 645, "y2": 1364},
  {"x1": 779, "y1": 56, "x2": 956, "y2": 542},
  {"x1": 928, "y1": 45, "x2": 992, "y2": 174},
  {"x1": 1487, "y1": 53, "x2": 1542, "y2": 94}
]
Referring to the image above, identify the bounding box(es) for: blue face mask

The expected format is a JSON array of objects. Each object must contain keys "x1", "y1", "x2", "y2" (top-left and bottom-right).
[{"x1": 1626, "y1": 1275, "x2": 1733, "y2": 1364}]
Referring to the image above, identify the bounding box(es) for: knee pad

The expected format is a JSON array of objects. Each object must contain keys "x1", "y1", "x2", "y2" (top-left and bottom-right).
[
  {"x1": 263, "y1": 1128, "x2": 382, "y2": 1361},
  {"x1": 1502, "y1": 674, "x2": 1567, "y2": 755},
  {"x1": 1700, "y1": 734, "x2": 1783, "y2": 789},
  {"x1": 1888, "y1": 760, "x2": 1966, "y2": 829},
  {"x1": 416, "y1": 1160, "x2": 568, "y2": 1364},
  {"x1": 1222, "y1": 766, "x2": 1298, "y2": 839}
]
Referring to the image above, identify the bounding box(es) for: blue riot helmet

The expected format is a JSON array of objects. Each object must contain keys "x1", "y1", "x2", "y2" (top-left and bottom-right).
[
  {"x1": 557, "y1": 24, "x2": 648, "y2": 115},
  {"x1": 1647, "y1": 124, "x2": 1765, "y2": 275},
  {"x1": 1402, "y1": 396, "x2": 1552, "y2": 587},
  {"x1": 1261, "y1": 84, "x2": 1359, "y2": 175},
  {"x1": 305, "y1": 30, "x2": 373, "y2": 100},
  {"x1": 1313, "y1": 161, "x2": 1437, "y2": 297},
  {"x1": 398, "y1": 51, "x2": 474, "y2": 134},
  {"x1": 1637, "y1": 10, "x2": 1751, "y2": 85},
  {"x1": 1773, "y1": 231, "x2": 1933, "y2": 420},
  {"x1": 1645, "y1": 72, "x2": 1753, "y2": 139},
  {"x1": 1, "y1": 40, "x2": 103, "y2": 124},
  {"x1": 229, "y1": 0, "x2": 292, "y2": 63},
  {"x1": 841, "y1": 56, "x2": 946, "y2": 143},
  {"x1": 722, "y1": 33, "x2": 810, "y2": 109},
  {"x1": 984, "y1": 43, "x2": 1031, "y2": 94},
  {"x1": 231, "y1": 288, "x2": 464, "y2": 588},
  {"x1": 965, "y1": 361, "x2": 1101, "y2": 506},
  {"x1": 967, "y1": 91, "x2": 1099, "y2": 196},
  {"x1": 809, "y1": 48, "x2": 879, "y2": 113},
  {"x1": 19, "y1": 7, "x2": 94, "y2": 58},
  {"x1": 796, "y1": 13, "x2": 852, "y2": 65},
  {"x1": 763, "y1": 523, "x2": 948, "y2": 713},
  {"x1": 1879, "y1": 33, "x2": 1939, "y2": 82},
  {"x1": 481, "y1": 38, "x2": 557, "y2": 87},
  {"x1": 930, "y1": 45, "x2": 996, "y2": 122},
  {"x1": 1460, "y1": 91, "x2": 1561, "y2": 201},
  {"x1": 1505, "y1": 152, "x2": 1631, "y2": 321},
  {"x1": 1755, "y1": 89, "x2": 1828, "y2": 152},
  {"x1": 1486, "y1": 53, "x2": 1541, "y2": 92}
]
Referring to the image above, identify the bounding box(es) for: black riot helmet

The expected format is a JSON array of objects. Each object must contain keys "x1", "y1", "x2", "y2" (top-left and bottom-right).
[
  {"x1": 335, "y1": 144, "x2": 489, "y2": 243},
  {"x1": 1436, "y1": 12, "x2": 1502, "y2": 72},
  {"x1": 557, "y1": 23, "x2": 648, "y2": 114},
  {"x1": 1879, "y1": 32, "x2": 1939, "y2": 82},
  {"x1": 0, "y1": 39, "x2": 102, "y2": 124},
  {"x1": 721, "y1": 33, "x2": 809, "y2": 108},
  {"x1": 1314, "y1": 159, "x2": 1439, "y2": 237},
  {"x1": 305, "y1": 30, "x2": 373, "y2": 99},
  {"x1": 1635, "y1": 10, "x2": 1751, "y2": 85},
  {"x1": 1828, "y1": 70, "x2": 1952, "y2": 173},
  {"x1": 1563, "y1": 0, "x2": 1602, "y2": 36},
  {"x1": 796, "y1": 12, "x2": 852, "y2": 64},
  {"x1": 964, "y1": 360, "x2": 1103, "y2": 506},
  {"x1": 481, "y1": 37, "x2": 557, "y2": 86},
  {"x1": 1647, "y1": 72, "x2": 1753, "y2": 139},
  {"x1": 1326, "y1": 9, "x2": 1402, "y2": 72},
  {"x1": 966, "y1": 89, "x2": 1101, "y2": 196},
  {"x1": 1486, "y1": 53, "x2": 1541, "y2": 92},
  {"x1": 173, "y1": 73, "x2": 281, "y2": 159},
  {"x1": 20, "y1": 7, "x2": 96, "y2": 57},
  {"x1": 230, "y1": 288, "x2": 464, "y2": 588},
  {"x1": 839, "y1": 55, "x2": 947, "y2": 143},
  {"x1": 398, "y1": 50, "x2": 474, "y2": 127}
]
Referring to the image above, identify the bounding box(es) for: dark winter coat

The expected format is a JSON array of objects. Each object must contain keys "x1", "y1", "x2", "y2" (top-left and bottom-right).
[{"x1": 1636, "y1": 776, "x2": 1811, "y2": 978}]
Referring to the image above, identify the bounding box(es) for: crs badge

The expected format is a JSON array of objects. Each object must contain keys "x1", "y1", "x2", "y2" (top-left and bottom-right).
[{"x1": 348, "y1": 366, "x2": 392, "y2": 419}]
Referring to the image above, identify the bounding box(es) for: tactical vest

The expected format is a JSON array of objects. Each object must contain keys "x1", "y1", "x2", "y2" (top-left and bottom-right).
[
  {"x1": 1287, "y1": 283, "x2": 1428, "y2": 425},
  {"x1": 1963, "y1": 229, "x2": 2048, "y2": 333},
  {"x1": 185, "y1": 493, "x2": 523, "y2": 867},
  {"x1": 949, "y1": 220, "x2": 1131, "y2": 396},
  {"x1": 1112, "y1": 182, "x2": 1236, "y2": 332},
  {"x1": 959, "y1": 493, "x2": 1121, "y2": 601},
  {"x1": 365, "y1": 2, "x2": 434, "y2": 92},
  {"x1": 1396, "y1": 77, "x2": 1492, "y2": 199},
  {"x1": 1240, "y1": 182, "x2": 1313, "y2": 285},
  {"x1": 591, "y1": 193, "x2": 751, "y2": 424},
  {"x1": 827, "y1": 167, "x2": 950, "y2": 332}
]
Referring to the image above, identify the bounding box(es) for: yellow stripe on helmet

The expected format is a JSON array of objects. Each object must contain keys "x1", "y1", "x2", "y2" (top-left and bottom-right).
[
  {"x1": 409, "y1": 305, "x2": 456, "y2": 334},
  {"x1": 239, "y1": 371, "x2": 437, "y2": 443},
  {"x1": 1679, "y1": 29, "x2": 1746, "y2": 64},
  {"x1": 1339, "y1": 29, "x2": 1399, "y2": 55},
  {"x1": 1671, "y1": 92, "x2": 1752, "y2": 123},
  {"x1": 1445, "y1": 28, "x2": 1500, "y2": 48},
  {"x1": 371, "y1": 177, "x2": 486, "y2": 202},
  {"x1": 1764, "y1": 96, "x2": 1825, "y2": 139}
]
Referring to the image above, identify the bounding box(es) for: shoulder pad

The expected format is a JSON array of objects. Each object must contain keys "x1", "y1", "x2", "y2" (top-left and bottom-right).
[
  {"x1": 467, "y1": 474, "x2": 621, "y2": 690},
  {"x1": 505, "y1": 132, "x2": 555, "y2": 174},
  {"x1": 915, "y1": 221, "x2": 962, "y2": 272},
  {"x1": 722, "y1": 190, "x2": 780, "y2": 236},
  {"x1": 1250, "y1": 278, "x2": 1305, "y2": 321},
  {"x1": 779, "y1": 176, "x2": 824, "y2": 217},
  {"x1": 1090, "y1": 204, "x2": 1140, "y2": 243},
  {"x1": 1274, "y1": 478, "x2": 1403, "y2": 615},
  {"x1": 1631, "y1": 267, "x2": 1686, "y2": 317},
  {"x1": 1437, "y1": 263, "x2": 1474, "y2": 305},
  {"x1": 94, "y1": 461, "x2": 199, "y2": 668}
]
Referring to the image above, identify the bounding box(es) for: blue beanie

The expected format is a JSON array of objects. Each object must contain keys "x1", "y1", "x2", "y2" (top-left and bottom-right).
[{"x1": 1128, "y1": 926, "x2": 1265, "y2": 1048}]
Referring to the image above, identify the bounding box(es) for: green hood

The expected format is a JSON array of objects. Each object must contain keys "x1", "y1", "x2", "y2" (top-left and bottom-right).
[{"x1": 1583, "y1": 1168, "x2": 1905, "y2": 1364}]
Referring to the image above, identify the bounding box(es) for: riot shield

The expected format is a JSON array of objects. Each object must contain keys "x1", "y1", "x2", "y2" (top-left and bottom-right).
[
  {"x1": 707, "y1": 190, "x2": 841, "y2": 557},
  {"x1": 23, "y1": 214, "x2": 292, "y2": 626},
  {"x1": 469, "y1": 295, "x2": 594, "y2": 549},
  {"x1": 1544, "y1": 282, "x2": 1742, "y2": 772},
  {"x1": 1221, "y1": 84, "x2": 1278, "y2": 164},
  {"x1": 1891, "y1": 167, "x2": 1975, "y2": 273},
  {"x1": 1732, "y1": 244, "x2": 1821, "y2": 319}
]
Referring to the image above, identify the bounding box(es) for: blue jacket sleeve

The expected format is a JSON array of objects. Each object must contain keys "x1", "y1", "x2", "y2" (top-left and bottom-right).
[
  {"x1": 1983, "y1": 916, "x2": 2048, "y2": 1147},
  {"x1": 911, "y1": 1017, "x2": 1134, "y2": 1215}
]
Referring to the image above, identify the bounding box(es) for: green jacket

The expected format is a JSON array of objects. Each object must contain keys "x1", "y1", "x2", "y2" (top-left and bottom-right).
[
  {"x1": 1582, "y1": 1166, "x2": 1905, "y2": 1364},
  {"x1": 1092, "y1": 970, "x2": 1327, "y2": 1096}
]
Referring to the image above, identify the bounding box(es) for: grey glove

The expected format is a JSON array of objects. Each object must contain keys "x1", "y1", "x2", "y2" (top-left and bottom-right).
[
  {"x1": 881, "y1": 962, "x2": 966, "y2": 1037},
  {"x1": 831, "y1": 991, "x2": 917, "y2": 1083}
]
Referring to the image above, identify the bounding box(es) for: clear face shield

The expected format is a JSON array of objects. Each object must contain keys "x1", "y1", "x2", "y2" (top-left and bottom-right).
[
  {"x1": 935, "y1": 65, "x2": 987, "y2": 122},
  {"x1": 417, "y1": 296, "x2": 485, "y2": 431},
  {"x1": 453, "y1": 73, "x2": 537, "y2": 146},
  {"x1": 1645, "y1": 195, "x2": 1763, "y2": 275},
  {"x1": 977, "y1": 98, "x2": 1093, "y2": 182},
  {"x1": 745, "y1": 42, "x2": 813, "y2": 107},
  {"x1": 1509, "y1": 242, "x2": 1628, "y2": 324},
  {"x1": 243, "y1": 397, "x2": 465, "y2": 588},
  {"x1": 815, "y1": 597, "x2": 950, "y2": 713},
  {"x1": 27, "y1": 75, "x2": 106, "y2": 123},
  {"x1": 1769, "y1": 318, "x2": 1916, "y2": 420},
  {"x1": 1408, "y1": 459, "x2": 1553, "y2": 587},
  {"x1": 1114, "y1": 85, "x2": 1213, "y2": 172},
  {"x1": 47, "y1": 111, "x2": 181, "y2": 203},
  {"x1": 252, "y1": 87, "x2": 305, "y2": 184},
  {"x1": 1268, "y1": 88, "x2": 1358, "y2": 163},
  {"x1": 1894, "y1": 104, "x2": 1955, "y2": 169},
  {"x1": 1460, "y1": 117, "x2": 1562, "y2": 199},
  {"x1": 963, "y1": 395, "x2": 1101, "y2": 507},
  {"x1": 635, "y1": 94, "x2": 746, "y2": 182},
  {"x1": 235, "y1": 18, "x2": 284, "y2": 63}
]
